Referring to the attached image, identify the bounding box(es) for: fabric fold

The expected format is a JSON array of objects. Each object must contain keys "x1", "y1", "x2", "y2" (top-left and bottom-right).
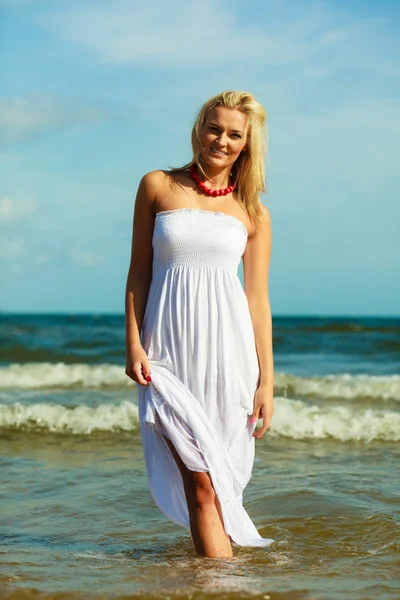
[{"x1": 138, "y1": 359, "x2": 274, "y2": 548}]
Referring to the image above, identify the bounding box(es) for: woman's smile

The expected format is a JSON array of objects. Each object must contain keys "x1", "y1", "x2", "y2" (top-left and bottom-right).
[{"x1": 210, "y1": 147, "x2": 228, "y2": 156}]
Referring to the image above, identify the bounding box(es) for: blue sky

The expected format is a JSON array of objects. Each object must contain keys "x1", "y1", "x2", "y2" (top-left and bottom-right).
[{"x1": 0, "y1": 0, "x2": 399, "y2": 315}]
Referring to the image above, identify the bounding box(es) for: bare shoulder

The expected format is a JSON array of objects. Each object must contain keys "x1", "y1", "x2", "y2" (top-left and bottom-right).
[
  {"x1": 249, "y1": 203, "x2": 272, "y2": 239},
  {"x1": 259, "y1": 204, "x2": 271, "y2": 225},
  {"x1": 135, "y1": 170, "x2": 172, "y2": 218},
  {"x1": 139, "y1": 169, "x2": 169, "y2": 196}
]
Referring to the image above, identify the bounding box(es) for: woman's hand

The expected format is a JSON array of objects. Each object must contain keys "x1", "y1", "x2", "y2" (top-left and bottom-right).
[
  {"x1": 125, "y1": 344, "x2": 152, "y2": 386},
  {"x1": 250, "y1": 384, "x2": 274, "y2": 439}
]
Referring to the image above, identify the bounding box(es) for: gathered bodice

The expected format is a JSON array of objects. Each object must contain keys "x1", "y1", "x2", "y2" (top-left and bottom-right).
[{"x1": 152, "y1": 208, "x2": 248, "y2": 278}]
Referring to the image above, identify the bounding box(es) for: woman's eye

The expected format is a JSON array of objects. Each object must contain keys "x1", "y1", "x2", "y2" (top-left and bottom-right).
[{"x1": 208, "y1": 126, "x2": 241, "y2": 139}]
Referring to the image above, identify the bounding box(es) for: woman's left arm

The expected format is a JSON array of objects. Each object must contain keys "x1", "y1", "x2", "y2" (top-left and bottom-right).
[{"x1": 243, "y1": 205, "x2": 274, "y2": 439}]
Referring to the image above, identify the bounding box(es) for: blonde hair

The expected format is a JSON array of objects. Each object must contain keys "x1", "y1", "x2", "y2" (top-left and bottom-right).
[{"x1": 170, "y1": 90, "x2": 267, "y2": 225}]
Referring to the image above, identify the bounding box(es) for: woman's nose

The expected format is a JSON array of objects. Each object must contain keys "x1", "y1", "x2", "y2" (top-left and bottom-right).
[{"x1": 215, "y1": 133, "x2": 227, "y2": 146}]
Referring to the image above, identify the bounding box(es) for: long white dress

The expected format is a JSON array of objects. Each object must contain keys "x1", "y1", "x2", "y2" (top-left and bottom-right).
[{"x1": 137, "y1": 207, "x2": 273, "y2": 547}]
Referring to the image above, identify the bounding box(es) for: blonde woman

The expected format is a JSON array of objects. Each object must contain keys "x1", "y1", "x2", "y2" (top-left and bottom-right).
[{"x1": 125, "y1": 91, "x2": 274, "y2": 558}]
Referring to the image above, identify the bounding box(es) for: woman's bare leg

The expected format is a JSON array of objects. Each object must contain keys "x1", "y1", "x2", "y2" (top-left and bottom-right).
[{"x1": 165, "y1": 439, "x2": 233, "y2": 558}]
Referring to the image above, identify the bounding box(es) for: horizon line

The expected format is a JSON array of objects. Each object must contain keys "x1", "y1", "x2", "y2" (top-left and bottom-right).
[{"x1": 1, "y1": 311, "x2": 399, "y2": 319}]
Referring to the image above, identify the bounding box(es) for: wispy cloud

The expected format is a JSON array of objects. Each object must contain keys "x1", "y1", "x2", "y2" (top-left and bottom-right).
[
  {"x1": 0, "y1": 195, "x2": 34, "y2": 264},
  {"x1": 0, "y1": 238, "x2": 23, "y2": 260},
  {"x1": 0, "y1": 195, "x2": 37, "y2": 223},
  {"x1": 69, "y1": 249, "x2": 105, "y2": 267},
  {"x1": 34, "y1": 0, "x2": 356, "y2": 67},
  {"x1": 0, "y1": 96, "x2": 107, "y2": 146}
]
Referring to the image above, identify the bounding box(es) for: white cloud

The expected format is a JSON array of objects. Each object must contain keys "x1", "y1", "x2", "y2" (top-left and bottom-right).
[
  {"x1": 0, "y1": 196, "x2": 37, "y2": 223},
  {"x1": 35, "y1": 253, "x2": 50, "y2": 264},
  {"x1": 0, "y1": 96, "x2": 107, "y2": 146},
  {"x1": 0, "y1": 238, "x2": 23, "y2": 259},
  {"x1": 70, "y1": 249, "x2": 105, "y2": 267},
  {"x1": 35, "y1": 0, "x2": 355, "y2": 67}
]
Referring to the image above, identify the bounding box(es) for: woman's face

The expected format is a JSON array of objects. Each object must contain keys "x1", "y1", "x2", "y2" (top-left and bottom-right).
[{"x1": 201, "y1": 106, "x2": 248, "y2": 170}]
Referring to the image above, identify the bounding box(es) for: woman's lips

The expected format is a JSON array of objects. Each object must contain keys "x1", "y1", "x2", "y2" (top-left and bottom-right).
[{"x1": 210, "y1": 147, "x2": 228, "y2": 156}]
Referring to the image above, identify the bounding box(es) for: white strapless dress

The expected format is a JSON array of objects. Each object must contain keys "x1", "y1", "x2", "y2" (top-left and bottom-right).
[{"x1": 137, "y1": 208, "x2": 273, "y2": 547}]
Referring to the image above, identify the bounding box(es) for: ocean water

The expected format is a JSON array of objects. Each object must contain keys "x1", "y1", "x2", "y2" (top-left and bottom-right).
[{"x1": 0, "y1": 314, "x2": 399, "y2": 600}]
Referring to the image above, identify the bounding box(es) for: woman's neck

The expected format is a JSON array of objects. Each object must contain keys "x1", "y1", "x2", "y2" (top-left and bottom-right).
[{"x1": 198, "y1": 162, "x2": 231, "y2": 190}]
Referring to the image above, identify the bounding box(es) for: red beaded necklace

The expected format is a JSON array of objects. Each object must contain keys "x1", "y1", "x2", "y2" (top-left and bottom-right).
[{"x1": 189, "y1": 164, "x2": 236, "y2": 197}]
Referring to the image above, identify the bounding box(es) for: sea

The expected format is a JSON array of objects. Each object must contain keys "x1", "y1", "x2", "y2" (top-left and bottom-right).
[{"x1": 0, "y1": 313, "x2": 399, "y2": 600}]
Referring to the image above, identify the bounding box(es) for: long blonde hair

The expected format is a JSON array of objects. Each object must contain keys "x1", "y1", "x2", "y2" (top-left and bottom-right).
[{"x1": 170, "y1": 90, "x2": 267, "y2": 225}]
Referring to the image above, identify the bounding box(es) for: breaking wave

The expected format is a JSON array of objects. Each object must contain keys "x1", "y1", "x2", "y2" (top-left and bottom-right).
[
  {"x1": 1, "y1": 397, "x2": 399, "y2": 441},
  {"x1": 1, "y1": 363, "x2": 399, "y2": 401}
]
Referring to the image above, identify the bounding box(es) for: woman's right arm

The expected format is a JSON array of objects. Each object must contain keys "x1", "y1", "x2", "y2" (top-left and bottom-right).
[{"x1": 125, "y1": 172, "x2": 159, "y2": 385}]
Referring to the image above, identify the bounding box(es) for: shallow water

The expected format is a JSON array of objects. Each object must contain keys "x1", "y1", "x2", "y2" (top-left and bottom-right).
[{"x1": 1, "y1": 315, "x2": 399, "y2": 599}]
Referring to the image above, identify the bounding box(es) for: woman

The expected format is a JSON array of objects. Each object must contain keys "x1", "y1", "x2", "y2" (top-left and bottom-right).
[{"x1": 125, "y1": 90, "x2": 274, "y2": 558}]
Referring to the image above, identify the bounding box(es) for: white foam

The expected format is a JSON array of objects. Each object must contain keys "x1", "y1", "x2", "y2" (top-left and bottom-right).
[
  {"x1": 269, "y1": 396, "x2": 400, "y2": 442},
  {"x1": 0, "y1": 362, "x2": 131, "y2": 389},
  {"x1": 0, "y1": 398, "x2": 399, "y2": 441},
  {"x1": 275, "y1": 372, "x2": 400, "y2": 401},
  {"x1": 1, "y1": 363, "x2": 399, "y2": 401},
  {"x1": 0, "y1": 400, "x2": 139, "y2": 434}
]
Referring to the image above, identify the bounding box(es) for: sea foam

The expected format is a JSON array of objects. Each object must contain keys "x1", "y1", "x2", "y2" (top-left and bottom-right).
[
  {"x1": 1, "y1": 363, "x2": 399, "y2": 401},
  {"x1": 0, "y1": 397, "x2": 399, "y2": 441},
  {"x1": 0, "y1": 400, "x2": 139, "y2": 434}
]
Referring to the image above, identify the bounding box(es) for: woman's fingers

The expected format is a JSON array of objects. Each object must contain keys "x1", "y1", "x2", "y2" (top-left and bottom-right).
[
  {"x1": 125, "y1": 349, "x2": 152, "y2": 385},
  {"x1": 134, "y1": 362, "x2": 150, "y2": 385},
  {"x1": 125, "y1": 366, "x2": 136, "y2": 382},
  {"x1": 256, "y1": 415, "x2": 270, "y2": 438},
  {"x1": 251, "y1": 405, "x2": 261, "y2": 438},
  {"x1": 141, "y1": 360, "x2": 152, "y2": 383},
  {"x1": 250, "y1": 408, "x2": 260, "y2": 425},
  {"x1": 253, "y1": 405, "x2": 273, "y2": 439}
]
